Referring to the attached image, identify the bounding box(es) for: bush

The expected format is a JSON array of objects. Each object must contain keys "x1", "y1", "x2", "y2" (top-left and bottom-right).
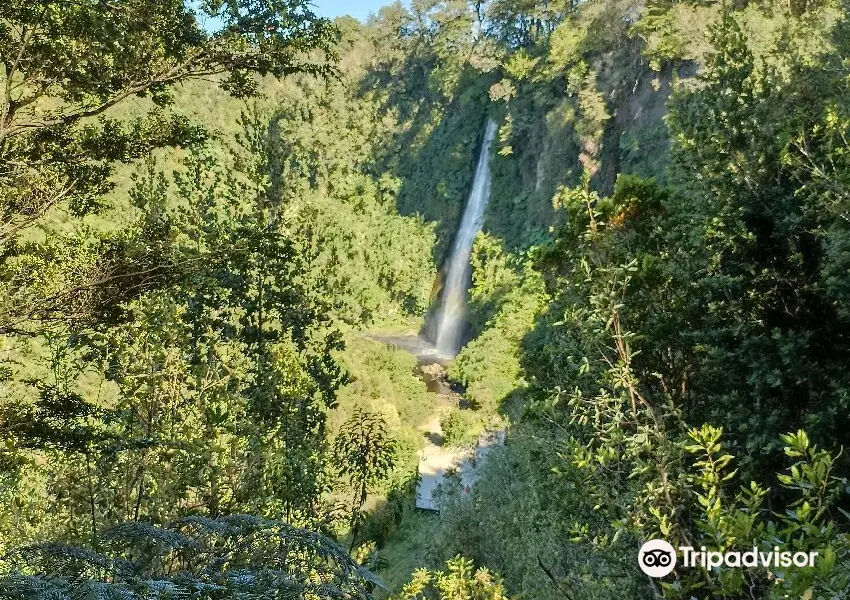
[{"x1": 441, "y1": 409, "x2": 483, "y2": 447}]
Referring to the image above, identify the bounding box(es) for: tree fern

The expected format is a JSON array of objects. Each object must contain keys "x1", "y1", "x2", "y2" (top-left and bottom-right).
[{"x1": 0, "y1": 516, "x2": 380, "y2": 600}]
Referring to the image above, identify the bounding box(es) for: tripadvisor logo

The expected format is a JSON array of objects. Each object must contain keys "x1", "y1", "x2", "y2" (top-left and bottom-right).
[
  {"x1": 638, "y1": 540, "x2": 819, "y2": 578},
  {"x1": 638, "y1": 539, "x2": 677, "y2": 577}
]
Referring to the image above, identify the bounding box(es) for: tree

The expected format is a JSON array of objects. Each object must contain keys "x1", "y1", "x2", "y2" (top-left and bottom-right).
[
  {"x1": 333, "y1": 409, "x2": 397, "y2": 552},
  {"x1": 0, "y1": 0, "x2": 335, "y2": 333},
  {"x1": 0, "y1": 110, "x2": 346, "y2": 545},
  {"x1": 394, "y1": 556, "x2": 510, "y2": 600},
  {"x1": 664, "y1": 12, "x2": 850, "y2": 469},
  {"x1": 485, "y1": 0, "x2": 573, "y2": 49},
  {"x1": 0, "y1": 515, "x2": 379, "y2": 600}
]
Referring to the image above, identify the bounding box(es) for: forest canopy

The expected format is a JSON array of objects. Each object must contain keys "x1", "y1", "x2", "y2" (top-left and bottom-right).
[{"x1": 1, "y1": 0, "x2": 849, "y2": 599}]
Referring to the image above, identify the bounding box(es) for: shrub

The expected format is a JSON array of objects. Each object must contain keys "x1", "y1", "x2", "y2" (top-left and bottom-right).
[{"x1": 441, "y1": 410, "x2": 483, "y2": 447}]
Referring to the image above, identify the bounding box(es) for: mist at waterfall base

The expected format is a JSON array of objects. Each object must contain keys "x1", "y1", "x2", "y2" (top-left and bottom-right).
[{"x1": 377, "y1": 120, "x2": 497, "y2": 363}]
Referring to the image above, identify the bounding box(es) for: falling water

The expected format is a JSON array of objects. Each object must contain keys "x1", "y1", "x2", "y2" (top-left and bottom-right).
[{"x1": 434, "y1": 119, "x2": 498, "y2": 358}]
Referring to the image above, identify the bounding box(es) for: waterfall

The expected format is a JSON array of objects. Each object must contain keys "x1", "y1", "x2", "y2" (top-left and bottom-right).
[{"x1": 434, "y1": 119, "x2": 498, "y2": 358}]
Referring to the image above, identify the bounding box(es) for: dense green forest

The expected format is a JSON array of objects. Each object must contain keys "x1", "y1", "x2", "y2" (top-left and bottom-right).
[{"x1": 1, "y1": 0, "x2": 850, "y2": 598}]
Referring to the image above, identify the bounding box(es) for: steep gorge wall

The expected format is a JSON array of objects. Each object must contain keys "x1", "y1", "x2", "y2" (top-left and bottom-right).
[{"x1": 483, "y1": 61, "x2": 677, "y2": 251}]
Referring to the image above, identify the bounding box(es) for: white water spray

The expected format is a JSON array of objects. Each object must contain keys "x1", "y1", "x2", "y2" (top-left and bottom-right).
[{"x1": 434, "y1": 119, "x2": 497, "y2": 358}]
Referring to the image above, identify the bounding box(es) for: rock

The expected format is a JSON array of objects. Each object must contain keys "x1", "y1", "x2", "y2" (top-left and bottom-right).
[{"x1": 419, "y1": 362, "x2": 444, "y2": 378}]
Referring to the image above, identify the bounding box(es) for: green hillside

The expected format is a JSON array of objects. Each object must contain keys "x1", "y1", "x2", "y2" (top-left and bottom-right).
[{"x1": 1, "y1": 1, "x2": 849, "y2": 599}]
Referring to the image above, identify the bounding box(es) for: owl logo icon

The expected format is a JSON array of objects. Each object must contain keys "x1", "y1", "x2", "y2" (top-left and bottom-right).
[{"x1": 638, "y1": 539, "x2": 677, "y2": 577}]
